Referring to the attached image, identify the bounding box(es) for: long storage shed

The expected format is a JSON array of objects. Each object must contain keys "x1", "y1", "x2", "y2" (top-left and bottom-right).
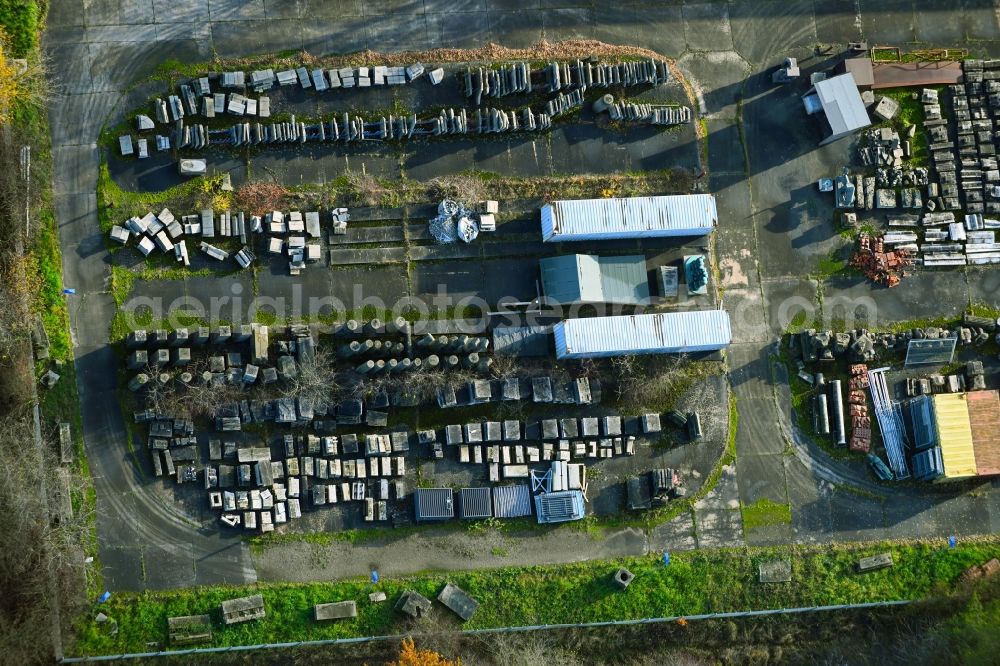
[
  {"x1": 540, "y1": 194, "x2": 718, "y2": 242},
  {"x1": 553, "y1": 310, "x2": 732, "y2": 359}
]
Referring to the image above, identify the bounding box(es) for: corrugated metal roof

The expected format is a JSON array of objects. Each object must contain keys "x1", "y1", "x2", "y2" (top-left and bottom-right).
[
  {"x1": 534, "y1": 490, "x2": 586, "y2": 524},
  {"x1": 540, "y1": 254, "x2": 649, "y2": 304},
  {"x1": 460, "y1": 487, "x2": 492, "y2": 519},
  {"x1": 598, "y1": 255, "x2": 650, "y2": 304},
  {"x1": 814, "y1": 73, "x2": 871, "y2": 137},
  {"x1": 542, "y1": 194, "x2": 717, "y2": 240},
  {"x1": 909, "y1": 395, "x2": 937, "y2": 450},
  {"x1": 493, "y1": 485, "x2": 531, "y2": 518},
  {"x1": 967, "y1": 390, "x2": 1000, "y2": 477},
  {"x1": 912, "y1": 446, "x2": 944, "y2": 481},
  {"x1": 540, "y1": 254, "x2": 603, "y2": 303},
  {"x1": 554, "y1": 310, "x2": 731, "y2": 358},
  {"x1": 415, "y1": 488, "x2": 454, "y2": 520},
  {"x1": 933, "y1": 394, "x2": 978, "y2": 479}
]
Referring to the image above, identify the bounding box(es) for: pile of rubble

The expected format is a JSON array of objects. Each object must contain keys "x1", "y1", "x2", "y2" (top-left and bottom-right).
[
  {"x1": 796, "y1": 321, "x2": 993, "y2": 366},
  {"x1": 859, "y1": 127, "x2": 916, "y2": 169},
  {"x1": 793, "y1": 329, "x2": 877, "y2": 364},
  {"x1": 847, "y1": 364, "x2": 871, "y2": 453},
  {"x1": 850, "y1": 232, "x2": 912, "y2": 287},
  {"x1": 110, "y1": 207, "x2": 328, "y2": 275},
  {"x1": 904, "y1": 360, "x2": 988, "y2": 397}
]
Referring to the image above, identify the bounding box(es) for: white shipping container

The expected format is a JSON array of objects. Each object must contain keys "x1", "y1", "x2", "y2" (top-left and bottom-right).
[
  {"x1": 554, "y1": 310, "x2": 731, "y2": 359},
  {"x1": 541, "y1": 194, "x2": 717, "y2": 241}
]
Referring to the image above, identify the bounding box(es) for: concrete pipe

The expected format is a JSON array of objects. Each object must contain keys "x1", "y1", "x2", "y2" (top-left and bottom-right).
[
  {"x1": 127, "y1": 373, "x2": 149, "y2": 392},
  {"x1": 592, "y1": 93, "x2": 614, "y2": 113}
]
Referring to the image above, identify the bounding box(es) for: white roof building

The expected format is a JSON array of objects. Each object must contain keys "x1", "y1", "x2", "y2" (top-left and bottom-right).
[
  {"x1": 802, "y1": 72, "x2": 871, "y2": 145},
  {"x1": 540, "y1": 194, "x2": 717, "y2": 242},
  {"x1": 553, "y1": 310, "x2": 732, "y2": 359}
]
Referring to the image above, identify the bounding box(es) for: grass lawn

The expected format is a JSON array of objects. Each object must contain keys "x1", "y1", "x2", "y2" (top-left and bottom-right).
[
  {"x1": 71, "y1": 536, "x2": 1000, "y2": 656},
  {"x1": 741, "y1": 498, "x2": 792, "y2": 530},
  {"x1": 0, "y1": 0, "x2": 41, "y2": 57}
]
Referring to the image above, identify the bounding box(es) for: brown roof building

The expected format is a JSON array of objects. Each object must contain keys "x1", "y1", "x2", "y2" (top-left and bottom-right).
[{"x1": 967, "y1": 390, "x2": 1000, "y2": 476}]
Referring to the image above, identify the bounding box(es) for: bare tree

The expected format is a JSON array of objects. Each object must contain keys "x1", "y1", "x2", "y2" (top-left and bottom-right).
[
  {"x1": 610, "y1": 353, "x2": 691, "y2": 410},
  {"x1": 278, "y1": 348, "x2": 345, "y2": 406},
  {"x1": 0, "y1": 405, "x2": 91, "y2": 665}
]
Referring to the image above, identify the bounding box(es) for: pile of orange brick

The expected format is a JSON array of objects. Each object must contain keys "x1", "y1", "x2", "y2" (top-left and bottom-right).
[
  {"x1": 848, "y1": 364, "x2": 871, "y2": 453},
  {"x1": 850, "y1": 233, "x2": 912, "y2": 287}
]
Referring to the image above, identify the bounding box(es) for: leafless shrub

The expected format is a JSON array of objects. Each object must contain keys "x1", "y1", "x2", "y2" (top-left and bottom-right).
[
  {"x1": 342, "y1": 170, "x2": 388, "y2": 207},
  {"x1": 427, "y1": 174, "x2": 488, "y2": 204},
  {"x1": 143, "y1": 360, "x2": 241, "y2": 419},
  {"x1": 358, "y1": 365, "x2": 476, "y2": 404},
  {"x1": 145, "y1": 349, "x2": 346, "y2": 418},
  {"x1": 234, "y1": 180, "x2": 290, "y2": 216},
  {"x1": 474, "y1": 631, "x2": 581, "y2": 666},
  {"x1": 610, "y1": 354, "x2": 691, "y2": 410},
  {"x1": 278, "y1": 348, "x2": 344, "y2": 406},
  {"x1": 0, "y1": 405, "x2": 91, "y2": 665}
]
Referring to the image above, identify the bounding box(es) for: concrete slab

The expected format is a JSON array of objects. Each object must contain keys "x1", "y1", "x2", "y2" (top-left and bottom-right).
[
  {"x1": 813, "y1": 0, "x2": 863, "y2": 45},
  {"x1": 649, "y1": 513, "x2": 698, "y2": 552},
  {"x1": 53, "y1": 145, "x2": 100, "y2": 195},
  {"x1": 694, "y1": 463, "x2": 740, "y2": 511},
  {"x1": 488, "y1": 10, "x2": 544, "y2": 48},
  {"x1": 762, "y1": 277, "x2": 819, "y2": 337},
  {"x1": 487, "y1": 0, "x2": 538, "y2": 9},
  {"x1": 695, "y1": 508, "x2": 745, "y2": 548},
  {"x1": 424, "y1": 0, "x2": 485, "y2": 12},
  {"x1": 541, "y1": 8, "x2": 595, "y2": 41},
  {"x1": 194, "y1": 541, "x2": 257, "y2": 586},
  {"x1": 144, "y1": 543, "x2": 197, "y2": 589},
  {"x1": 299, "y1": 18, "x2": 370, "y2": 55},
  {"x1": 46, "y1": 44, "x2": 95, "y2": 95},
  {"x1": 209, "y1": 0, "x2": 266, "y2": 21},
  {"x1": 299, "y1": 0, "x2": 364, "y2": 18},
  {"x1": 860, "y1": 0, "x2": 915, "y2": 44},
  {"x1": 682, "y1": 2, "x2": 734, "y2": 52},
  {"x1": 150, "y1": 0, "x2": 209, "y2": 22},
  {"x1": 728, "y1": 0, "x2": 816, "y2": 67},
  {"x1": 210, "y1": 19, "x2": 263, "y2": 55},
  {"x1": 49, "y1": 0, "x2": 87, "y2": 27},
  {"x1": 426, "y1": 12, "x2": 493, "y2": 50},
  {"x1": 824, "y1": 270, "x2": 967, "y2": 329},
  {"x1": 593, "y1": 5, "x2": 686, "y2": 57},
  {"x1": 96, "y1": 495, "x2": 141, "y2": 547},
  {"x1": 364, "y1": 0, "x2": 424, "y2": 14},
  {"x1": 101, "y1": 546, "x2": 146, "y2": 591},
  {"x1": 678, "y1": 51, "x2": 749, "y2": 119},
  {"x1": 368, "y1": 15, "x2": 432, "y2": 52},
  {"x1": 737, "y1": 453, "x2": 789, "y2": 506},
  {"x1": 707, "y1": 118, "x2": 744, "y2": 175},
  {"x1": 87, "y1": 22, "x2": 159, "y2": 43},
  {"x1": 85, "y1": 0, "x2": 122, "y2": 26},
  {"x1": 121, "y1": 0, "x2": 157, "y2": 24},
  {"x1": 956, "y1": 0, "x2": 1000, "y2": 41}
]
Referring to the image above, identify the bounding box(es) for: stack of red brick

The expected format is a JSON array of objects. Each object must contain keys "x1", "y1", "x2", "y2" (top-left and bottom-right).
[
  {"x1": 850, "y1": 233, "x2": 912, "y2": 287},
  {"x1": 848, "y1": 364, "x2": 871, "y2": 453}
]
